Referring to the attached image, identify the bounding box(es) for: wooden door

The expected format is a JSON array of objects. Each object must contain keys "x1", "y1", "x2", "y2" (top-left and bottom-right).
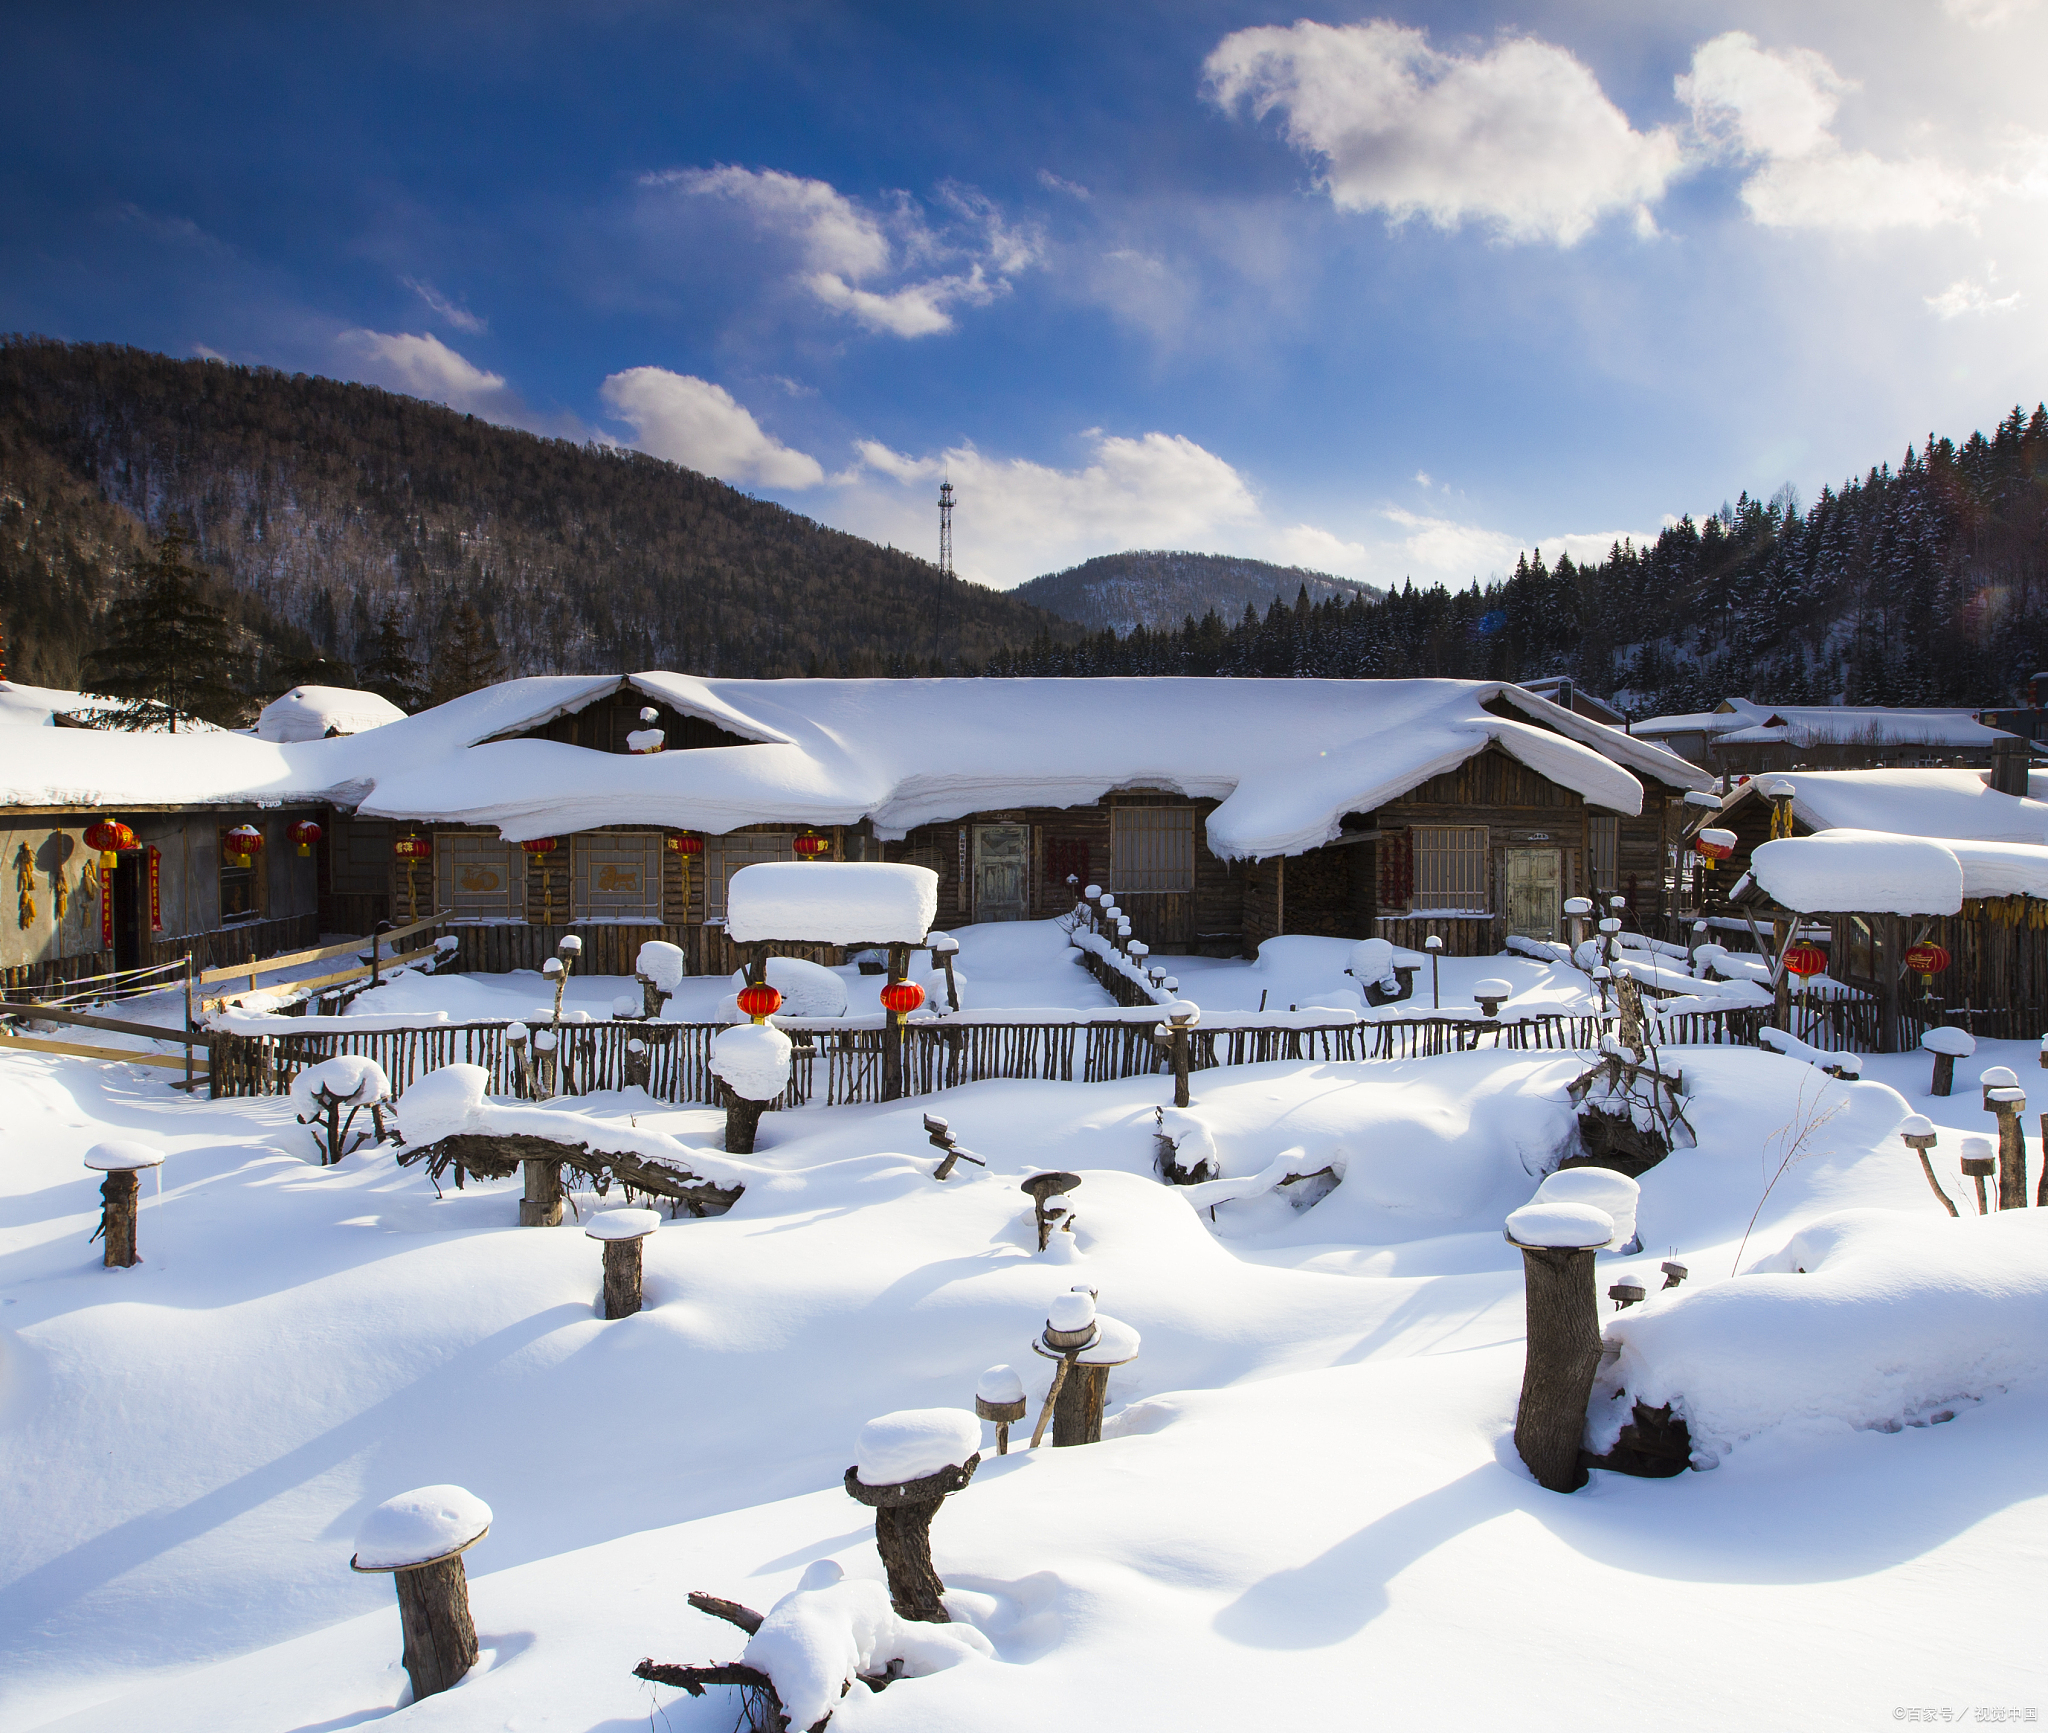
[
  {"x1": 973, "y1": 824, "x2": 1030, "y2": 923},
  {"x1": 1501, "y1": 847, "x2": 1562, "y2": 940}
]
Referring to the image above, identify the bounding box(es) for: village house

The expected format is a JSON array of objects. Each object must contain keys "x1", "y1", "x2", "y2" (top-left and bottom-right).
[
  {"x1": 0, "y1": 674, "x2": 1709, "y2": 991},
  {"x1": 1630, "y1": 696, "x2": 2031, "y2": 779}
]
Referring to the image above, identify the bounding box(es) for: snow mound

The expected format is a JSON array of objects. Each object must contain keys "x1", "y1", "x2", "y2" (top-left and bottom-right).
[
  {"x1": 84, "y1": 1139, "x2": 164, "y2": 1171},
  {"x1": 728, "y1": 956, "x2": 848, "y2": 1019},
  {"x1": 740, "y1": 1564, "x2": 993, "y2": 1732},
  {"x1": 1533, "y1": 1167, "x2": 1638, "y2": 1249},
  {"x1": 352, "y1": 1484, "x2": 491, "y2": 1570},
  {"x1": 711, "y1": 1023, "x2": 794, "y2": 1102},
  {"x1": 393, "y1": 1063, "x2": 490, "y2": 1145},
  {"x1": 725, "y1": 861, "x2": 937, "y2": 945},
  {"x1": 1922, "y1": 1026, "x2": 1976, "y2": 1057},
  {"x1": 585, "y1": 1208, "x2": 661, "y2": 1241},
  {"x1": 1506, "y1": 1200, "x2": 1615, "y2": 1248},
  {"x1": 636, "y1": 940, "x2": 685, "y2": 993},
  {"x1": 1348, "y1": 937, "x2": 1397, "y2": 989},
  {"x1": 287, "y1": 1055, "x2": 390, "y2": 1112},
  {"x1": 254, "y1": 685, "x2": 406, "y2": 743},
  {"x1": 975, "y1": 1365, "x2": 1024, "y2": 1404},
  {"x1": 1592, "y1": 1208, "x2": 2048, "y2": 1460},
  {"x1": 853, "y1": 1408, "x2": 982, "y2": 1485}
]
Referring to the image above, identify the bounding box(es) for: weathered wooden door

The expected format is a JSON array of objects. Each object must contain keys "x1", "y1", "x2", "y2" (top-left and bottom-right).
[
  {"x1": 1501, "y1": 847, "x2": 1562, "y2": 940},
  {"x1": 973, "y1": 824, "x2": 1031, "y2": 923}
]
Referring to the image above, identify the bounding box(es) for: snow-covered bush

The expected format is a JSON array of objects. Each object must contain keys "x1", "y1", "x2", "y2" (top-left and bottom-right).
[
  {"x1": 395, "y1": 1063, "x2": 490, "y2": 1146},
  {"x1": 711, "y1": 1022, "x2": 794, "y2": 1103},
  {"x1": 725, "y1": 955, "x2": 848, "y2": 1020},
  {"x1": 289, "y1": 1055, "x2": 391, "y2": 1165}
]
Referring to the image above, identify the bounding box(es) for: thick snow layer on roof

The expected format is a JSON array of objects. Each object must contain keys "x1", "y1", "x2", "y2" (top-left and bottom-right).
[
  {"x1": 1750, "y1": 831, "x2": 1966, "y2": 915},
  {"x1": 1718, "y1": 706, "x2": 2014, "y2": 748},
  {"x1": 1724, "y1": 767, "x2": 2048, "y2": 844},
  {"x1": 725, "y1": 861, "x2": 937, "y2": 944},
  {"x1": 0, "y1": 673, "x2": 1709, "y2": 859},
  {"x1": 0, "y1": 681, "x2": 133, "y2": 729},
  {"x1": 253, "y1": 686, "x2": 406, "y2": 742}
]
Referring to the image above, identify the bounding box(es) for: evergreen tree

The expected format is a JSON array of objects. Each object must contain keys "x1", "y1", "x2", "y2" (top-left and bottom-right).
[
  {"x1": 360, "y1": 609, "x2": 425, "y2": 712},
  {"x1": 427, "y1": 600, "x2": 507, "y2": 706},
  {"x1": 83, "y1": 519, "x2": 248, "y2": 730}
]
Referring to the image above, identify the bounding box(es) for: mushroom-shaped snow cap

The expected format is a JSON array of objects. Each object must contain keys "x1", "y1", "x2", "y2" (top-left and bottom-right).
[
  {"x1": 1762, "y1": 778, "x2": 1796, "y2": 798},
  {"x1": 585, "y1": 1208, "x2": 661, "y2": 1242},
  {"x1": 854, "y1": 1408, "x2": 982, "y2": 1486},
  {"x1": 1534, "y1": 1166, "x2": 1639, "y2": 1246},
  {"x1": 928, "y1": 930, "x2": 959, "y2": 954},
  {"x1": 351, "y1": 1484, "x2": 492, "y2": 1572},
  {"x1": 976, "y1": 1364, "x2": 1025, "y2": 1404},
  {"x1": 1983, "y1": 1065, "x2": 2020, "y2": 1088},
  {"x1": 558, "y1": 936, "x2": 583, "y2": 956},
  {"x1": 1078, "y1": 1314, "x2": 1141, "y2": 1366},
  {"x1": 542, "y1": 958, "x2": 563, "y2": 977},
  {"x1": 1563, "y1": 896, "x2": 1593, "y2": 916},
  {"x1": 1898, "y1": 1114, "x2": 1936, "y2": 1143},
  {"x1": 612, "y1": 995, "x2": 639, "y2": 1016},
  {"x1": 1506, "y1": 1200, "x2": 1616, "y2": 1249},
  {"x1": 1165, "y1": 999, "x2": 1200, "y2": 1025},
  {"x1": 1021, "y1": 1171, "x2": 1081, "y2": 1204},
  {"x1": 1962, "y1": 1135, "x2": 1995, "y2": 1161},
  {"x1": 505, "y1": 1021, "x2": 530, "y2": 1042},
  {"x1": 1922, "y1": 1027, "x2": 1977, "y2": 1057},
  {"x1": 1474, "y1": 978, "x2": 1512, "y2": 1000},
  {"x1": 84, "y1": 1140, "x2": 164, "y2": 1171},
  {"x1": 1047, "y1": 1291, "x2": 1096, "y2": 1333},
  {"x1": 1348, "y1": 937, "x2": 1395, "y2": 979}
]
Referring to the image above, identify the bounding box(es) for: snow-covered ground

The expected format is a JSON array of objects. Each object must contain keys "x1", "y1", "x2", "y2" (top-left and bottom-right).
[{"x1": 5, "y1": 1006, "x2": 2046, "y2": 1730}]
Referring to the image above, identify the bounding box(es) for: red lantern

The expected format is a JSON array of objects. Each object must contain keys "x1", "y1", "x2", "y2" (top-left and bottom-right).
[
  {"x1": 792, "y1": 831, "x2": 830, "y2": 860},
  {"x1": 879, "y1": 980, "x2": 926, "y2": 1018},
  {"x1": 1694, "y1": 828, "x2": 1735, "y2": 867},
  {"x1": 289, "y1": 819, "x2": 322, "y2": 857},
  {"x1": 83, "y1": 820, "x2": 138, "y2": 855},
  {"x1": 665, "y1": 832, "x2": 704, "y2": 856},
  {"x1": 393, "y1": 833, "x2": 433, "y2": 862},
  {"x1": 226, "y1": 823, "x2": 264, "y2": 865},
  {"x1": 1783, "y1": 944, "x2": 1828, "y2": 978},
  {"x1": 736, "y1": 983, "x2": 783, "y2": 1022},
  {"x1": 1904, "y1": 941, "x2": 1951, "y2": 978},
  {"x1": 520, "y1": 837, "x2": 559, "y2": 855}
]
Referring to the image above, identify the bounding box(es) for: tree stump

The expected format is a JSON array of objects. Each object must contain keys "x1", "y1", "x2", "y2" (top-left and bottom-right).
[
  {"x1": 519, "y1": 1156, "x2": 563, "y2": 1226},
  {"x1": 392, "y1": 1555, "x2": 479, "y2": 1700},
  {"x1": 623, "y1": 1039, "x2": 650, "y2": 1091},
  {"x1": 85, "y1": 1142, "x2": 163, "y2": 1268},
  {"x1": 1052, "y1": 1363, "x2": 1112, "y2": 1446},
  {"x1": 843, "y1": 1458, "x2": 979, "y2": 1624},
  {"x1": 725, "y1": 1094, "x2": 769, "y2": 1155},
  {"x1": 586, "y1": 1209, "x2": 660, "y2": 1319},
  {"x1": 352, "y1": 1484, "x2": 490, "y2": 1705},
  {"x1": 1987, "y1": 1088, "x2": 2028, "y2": 1210},
  {"x1": 1504, "y1": 1201, "x2": 1610, "y2": 1496}
]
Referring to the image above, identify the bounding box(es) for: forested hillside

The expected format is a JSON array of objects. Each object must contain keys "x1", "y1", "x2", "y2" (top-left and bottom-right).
[
  {"x1": 982, "y1": 405, "x2": 2048, "y2": 716},
  {"x1": 1012, "y1": 550, "x2": 1376, "y2": 634},
  {"x1": 0, "y1": 337, "x2": 1072, "y2": 693}
]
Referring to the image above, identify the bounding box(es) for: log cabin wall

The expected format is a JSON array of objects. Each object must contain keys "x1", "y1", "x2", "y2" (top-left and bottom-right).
[
  {"x1": 1828, "y1": 900, "x2": 2048, "y2": 1044},
  {"x1": 500, "y1": 687, "x2": 759, "y2": 755}
]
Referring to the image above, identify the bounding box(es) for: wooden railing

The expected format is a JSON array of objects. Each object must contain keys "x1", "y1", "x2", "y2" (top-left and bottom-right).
[{"x1": 207, "y1": 1002, "x2": 1771, "y2": 1105}]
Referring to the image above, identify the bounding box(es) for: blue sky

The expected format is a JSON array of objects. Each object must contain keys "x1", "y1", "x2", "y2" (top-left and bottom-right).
[{"x1": 4, "y1": 1, "x2": 2043, "y2": 590}]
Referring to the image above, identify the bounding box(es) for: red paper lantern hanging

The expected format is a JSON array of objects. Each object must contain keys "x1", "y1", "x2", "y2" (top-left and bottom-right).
[
  {"x1": 1782, "y1": 944, "x2": 1828, "y2": 978},
  {"x1": 792, "y1": 830, "x2": 830, "y2": 860},
  {"x1": 520, "y1": 837, "x2": 559, "y2": 855},
  {"x1": 83, "y1": 820, "x2": 138, "y2": 856},
  {"x1": 879, "y1": 980, "x2": 926, "y2": 1018},
  {"x1": 665, "y1": 832, "x2": 704, "y2": 856},
  {"x1": 1693, "y1": 828, "x2": 1736, "y2": 868},
  {"x1": 226, "y1": 823, "x2": 264, "y2": 866},
  {"x1": 736, "y1": 983, "x2": 783, "y2": 1022},
  {"x1": 1904, "y1": 941, "x2": 1951, "y2": 978},
  {"x1": 393, "y1": 833, "x2": 433, "y2": 862},
  {"x1": 288, "y1": 819, "x2": 322, "y2": 857}
]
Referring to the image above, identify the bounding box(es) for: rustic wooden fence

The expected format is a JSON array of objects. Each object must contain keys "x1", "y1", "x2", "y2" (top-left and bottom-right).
[{"x1": 209, "y1": 1002, "x2": 1771, "y2": 1107}]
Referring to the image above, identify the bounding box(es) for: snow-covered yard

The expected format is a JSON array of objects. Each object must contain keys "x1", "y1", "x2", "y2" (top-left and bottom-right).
[{"x1": 5, "y1": 990, "x2": 2047, "y2": 1729}]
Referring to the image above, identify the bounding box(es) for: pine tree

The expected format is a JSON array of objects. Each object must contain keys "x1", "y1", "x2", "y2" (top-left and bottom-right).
[
  {"x1": 83, "y1": 519, "x2": 248, "y2": 730},
  {"x1": 427, "y1": 600, "x2": 507, "y2": 706},
  {"x1": 360, "y1": 609, "x2": 425, "y2": 712}
]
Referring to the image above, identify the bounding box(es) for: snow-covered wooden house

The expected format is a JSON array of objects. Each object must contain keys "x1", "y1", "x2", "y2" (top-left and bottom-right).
[
  {"x1": 0, "y1": 674, "x2": 1709, "y2": 986},
  {"x1": 1632, "y1": 697, "x2": 2030, "y2": 779}
]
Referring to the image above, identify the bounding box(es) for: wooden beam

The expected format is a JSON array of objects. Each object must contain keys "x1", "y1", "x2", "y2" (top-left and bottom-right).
[
  {"x1": 4, "y1": 1003, "x2": 214, "y2": 1047},
  {"x1": 195, "y1": 912, "x2": 443, "y2": 985},
  {"x1": 0, "y1": 1032, "x2": 207, "y2": 1071}
]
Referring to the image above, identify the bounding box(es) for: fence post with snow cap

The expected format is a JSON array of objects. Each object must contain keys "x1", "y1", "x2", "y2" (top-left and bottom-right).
[
  {"x1": 1154, "y1": 1000, "x2": 1200, "y2": 1107},
  {"x1": 587, "y1": 1208, "x2": 660, "y2": 1318},
  {"x1": 1505, "y1": 1198, "x2": 1614, "y2": 1493},
  {"x1": 974, "y1": 1365, "x2": 1027, "y2": 1453},
  {"x1": 1425, "y1": 932, "x2": 1442, "y2": 1007},
  {"x1": 1922, "y1": 1026, "x2": 1974, "y2": 1097},
  {"x1": 351, "y1": 1485, "x2": 489, "y2": 1702},
  {"x1": 712, "y1": 1020, "x2": 793, "y2": 1156},
  {"x1": 1981, "y1": 1067, "x2": 2028, "y2": 1209},
  {"x1": 843, "y1": 1410, "x2": 981, "y2": 1624},
  {"x1": 1899, "y1": 1116, "x2": 1958, "y2": 1217},
  {"x1": 85, "y1": 1141, "x2": 162, "y2": 1267},
  {"x1": 1959, "y1": 1136, "x2": 1996, "y2": 1215},
  {"x1": 1474, "y1": 978, "x2": 1512, "y2": 1020}
]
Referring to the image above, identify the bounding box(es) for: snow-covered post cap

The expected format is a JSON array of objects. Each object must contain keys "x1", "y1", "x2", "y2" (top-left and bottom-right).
[
  {"x1": 557, "y1": 935, "x2": 582, "y2": 957},
  {"x1": 1532, "y1": 1167, "x2": 1638, "y2": 1250},
  {"x1": 725, "y1": 860, "x2": 937, "y2": 946},
  {"x1": 844, "y1": 1409, "x2": 982, "y2": 1624},
  {"x1": 588, "y1": 1208, "x2": 662, "y2": 1318},
  {"x1": 853, "y1": 1408, "x2": 982, "y2": 1487},
  {"x1": 1473, "y1": 978, "x2": 1512, "y2": 1018},
  {"x1": 1020, "y1": 1171, "x2": 1081, "y2": 1252},
  {"x1": 1899, "y1": 1115, "x2": 1959, "y2": 1215},
  {"x1": 85, "y1": 1140, "x2": 164, "y2": 1170},
  {"x1": 1029, "y1": 1288, "x2": 1138, "y2": 1448},
  {"x1": 974, "y1": 1363, "x2": 1027, "y2": 1432},
  {"x1": 1597, "y1": 917, "x2": 1623, "y2": 934},
  {"x1": 713, "y1": 1021, "x2": 794, "y2": 1156},
  {"x1": 351, "y1": 1485, "x2": 492, "y2": 1572},
  {"x1": 1506, "y1": 1202, "x2": 1611, "y2": 1494},
  {"x1": 1505, "y1": 1200, "x2": 1615, "y2": 1250},
  {"x1": 585, "y1": 1208, "x2": 661, "y2": 1243},
  {"x1": 542, "y1": 958, "x2": 563, "y2": 977},
  {"x1": 1424, "y1": 933, "x2": 1442, "y2": 951},
  {"x1": 351, "y1": 1484, "x2": 490, "y2": 1703},
  {"x1": 1166, "y1": 999, "x2": 1199, "y2": 1027},
  {"x1": 1563, "y1": 897, "x2": 1593, "y2": 916},
  {"x1": 928, "y1": 931, "x2": 959, "y2": 955}
]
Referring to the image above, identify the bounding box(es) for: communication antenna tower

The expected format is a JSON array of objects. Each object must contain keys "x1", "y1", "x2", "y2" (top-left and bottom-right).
[{"x1": 938, "y1": 479, "x2": 954, "y2": 578}]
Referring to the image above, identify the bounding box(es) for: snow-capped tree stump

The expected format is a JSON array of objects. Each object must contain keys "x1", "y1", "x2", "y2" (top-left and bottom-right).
[
  {"x1": 1922, "y1": 1026, "x2": 1974, "y2": 1097},
  {"x1": 504, "y1": 1023, "x2": 535, "y2": 1100},
  {"x1": 1505, "y1": 1199, "x2": 1614, "y2": 1494},
  {"x1": 351, "y1": 1486, "x2": 490, "y2": 1704},
  {"x1": 520, "y1": 1153, "x2": 563, "y2": 1227},
  {"x1": 85, "y1": 1141, "x2": 162, "y2": 1268},
  {"x1": 1899, "y1": 1116, "x2": 1958, "y2": 1216},
  {"x1": 974, "y1": 1365, "x2": 1027, "y2": 1454},
  {"x1": 843, "y1": 1410, "x2": 983, "y2": 1623},
  {"x1": 1020, "y1": 1171, "x2": 1080, "y2": 1250},
  {"x1": 623, "y1": 1038, "x2": 650, "y2": 1091},
  {"x1": 1960, "y1": 1136, "x2": 1996, "y2": 1215},
  {"x1": 1029, "y1": 1291, "x2": 1141, "y2": 1448},
  {"x1": 712, "y1": 1021, "x2": 794, "y2": 1155},
  {"x1": 587, "y1": 1208, "x2": 660, "y2": 1318},
  {"x1": 1982, "y1": 1068, "x2": 2028, "y2": 1209},
  {"x1": 1153, "y1": 1000, "x2": 1200, "y2": 1108},
  {"x1": 532, "y1": 1026, "x2": 559, "y2": 1098}
]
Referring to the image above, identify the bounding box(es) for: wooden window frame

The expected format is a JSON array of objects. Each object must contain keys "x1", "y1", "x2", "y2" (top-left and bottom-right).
[
  {"x1": 1110, "y1": 805, "x2": 1196, "y2": 894},
  {"x1": 1412, "y1": 824, "x2": 1489, "y2": 914}
]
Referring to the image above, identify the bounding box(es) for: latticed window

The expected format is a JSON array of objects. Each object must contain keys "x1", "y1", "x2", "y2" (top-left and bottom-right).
[
  {"x1": 1412, "y1": 825, "x2": 1489, "y2": 912},
  {"x1": 1587, "y1": 815, "x2": 1619, "y2": 893},
  {"x1": 438, "y1": 833, "x2": 520, "y2": 921},
  {"x1": 570, "y1": 831, "x2": 663, "y2": 922},
  {"x1": 1111, "y1": 806, "x2": 1195, "y2": 893},
  {"x1": 702, "y1": 829, "x2": 796, "y2": 922}
]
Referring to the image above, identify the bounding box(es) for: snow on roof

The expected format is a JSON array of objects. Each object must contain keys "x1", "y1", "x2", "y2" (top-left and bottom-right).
[
  {"x1": 1630, "y1": 698, "x2": 1774, "y2": 737},
  {"x1": 0, "y1": 673, "x2": 1710, "y2": 858},
  {"x1": 254, "y1": 685, "x2": 406, "y2": 742},
  {"x1": 0, "y1": 679, "x2": 202, "y2": 732},
  {"x1": 1715, "y1": 706, "x2": 2013, "y2": 748},
  {"x1": 1720, "y1": 767, "x2": 2048, "y2": 844},
  {"x1": 1749, "y1": 831, "x2": 1967, "y2": 915}
]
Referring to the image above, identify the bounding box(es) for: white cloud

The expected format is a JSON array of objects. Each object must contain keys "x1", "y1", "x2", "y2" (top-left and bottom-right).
[
  {"x1": 1926, "y1": 270, "x2": 2023, "y2": 317},
  {"x1": 1945, "y1": 0, "x2": 2040, "y2": 26},
  {"x1": 1679, "y1": 33, "x2": 1988, "y2": 230},
  {"x1": 1202, "y1": 19, "x2": 1681, "y2": 246},
  {"x1": 1380, "y1": 507, "x2": 1653, "y2": 581},
  {"x1": 337, "y1": 330, "x2": 517, "y2": 417},
  {"x1": 648, "y1": 164, "x2": 1039, "y2": 338},
  {"x1": 1037, "y1": 169, "x2": 1093, "y2": 200},
  {"x1": 600, "y1": 367, "x2": 824, "y2": 489},
  {"x1": 402, "y1": 277, "x2": 487, "y2": 334}
]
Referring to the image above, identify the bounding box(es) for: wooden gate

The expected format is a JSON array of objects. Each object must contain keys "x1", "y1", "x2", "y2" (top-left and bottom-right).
[{"x1": 972, "y1": 824, "x2": 1030, "y2": 922}]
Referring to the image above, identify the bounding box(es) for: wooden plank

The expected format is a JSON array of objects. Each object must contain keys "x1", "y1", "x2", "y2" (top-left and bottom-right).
[
  {"x1": 196, "y1": 912, "x2": 444, "y2": 985},
  {"x1": 0, "y1": 1031, "x2": 208, "y2": 1071},
  {"x1": 5, "y1": 1003, "x2": 215, "y2": 1047}
]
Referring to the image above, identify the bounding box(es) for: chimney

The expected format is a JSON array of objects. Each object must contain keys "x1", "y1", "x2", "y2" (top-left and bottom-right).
[
  {"x1": 1557, "y1": 677, "x2": 1575, "y2": 716},
  {"x1": 1992, "y1": 733, "x2": 2029, "y2": 797}
]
